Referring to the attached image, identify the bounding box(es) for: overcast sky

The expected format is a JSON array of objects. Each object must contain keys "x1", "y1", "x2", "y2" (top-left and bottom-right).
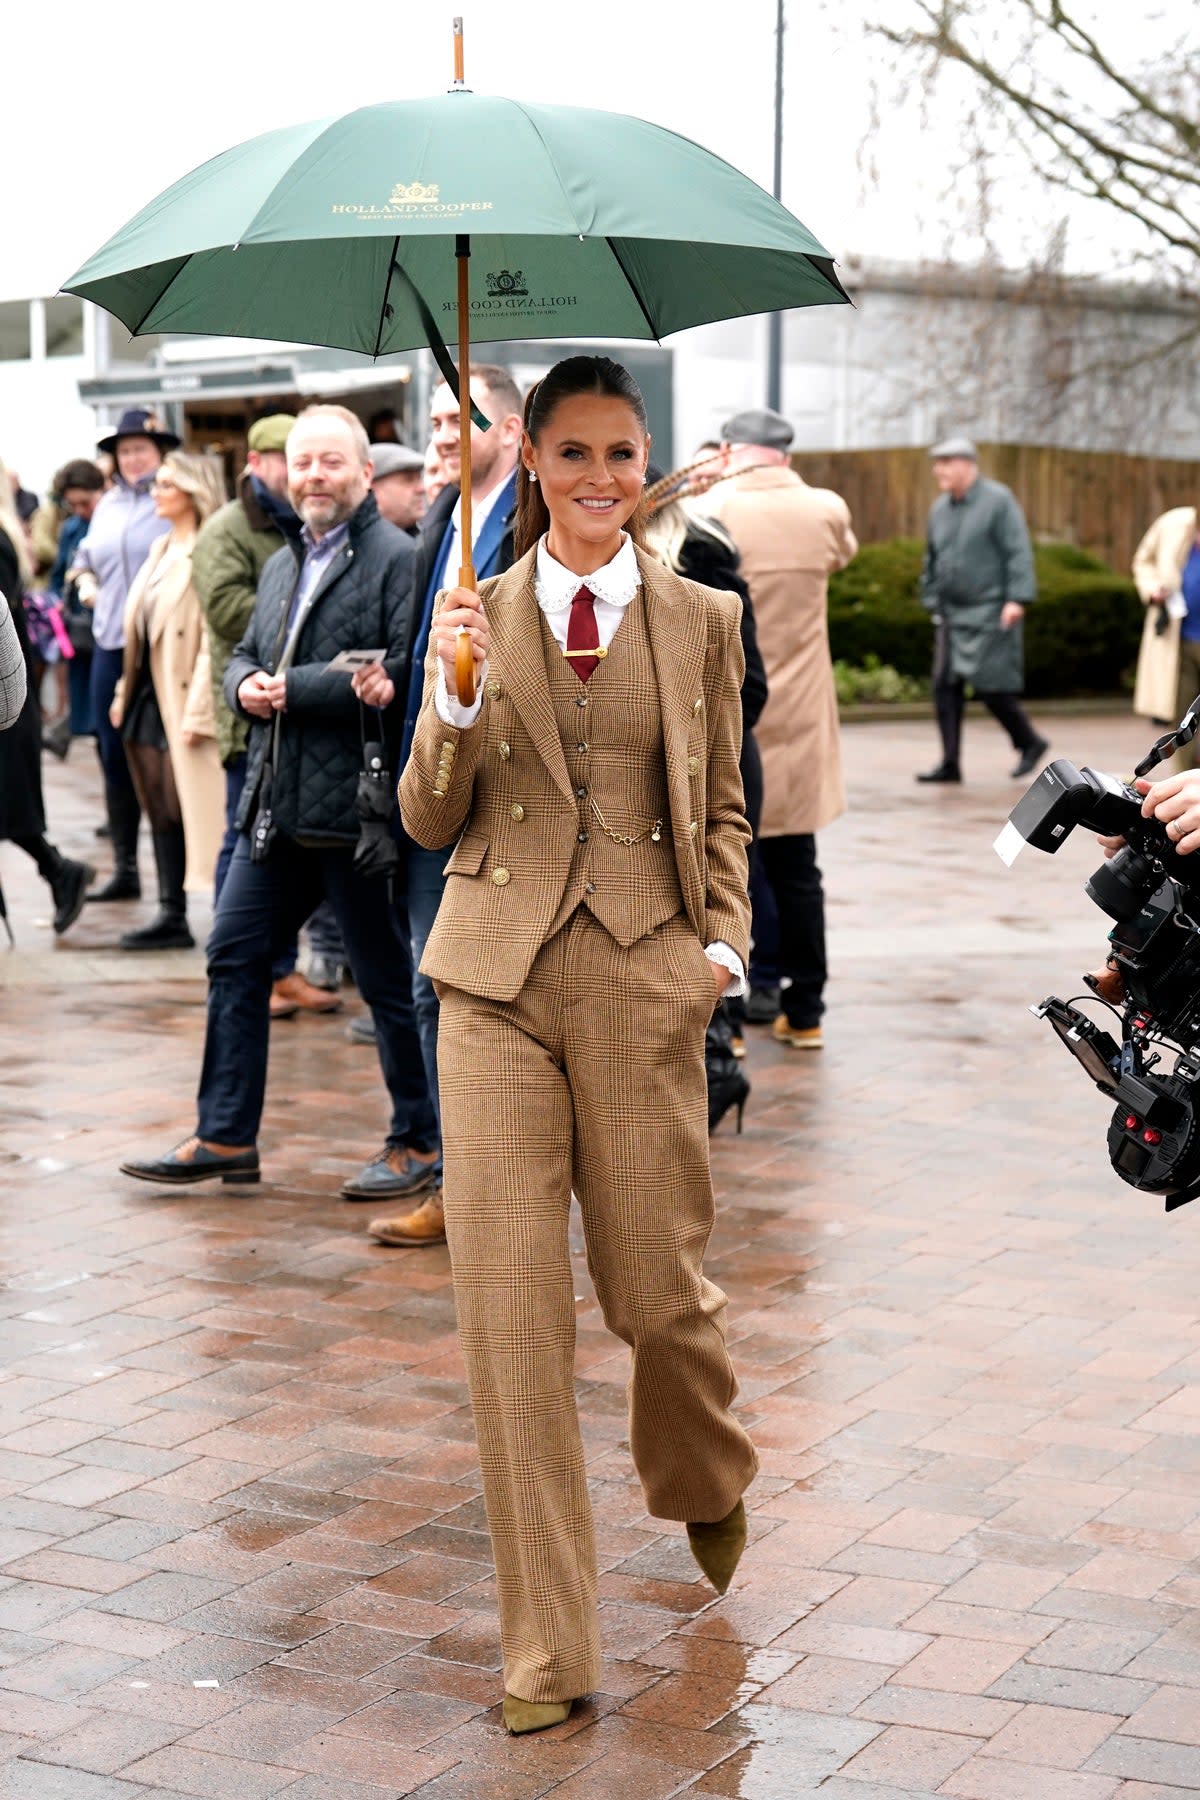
[{"x1": 0, "y1": 0, "x2": 1156, "y2": 303}]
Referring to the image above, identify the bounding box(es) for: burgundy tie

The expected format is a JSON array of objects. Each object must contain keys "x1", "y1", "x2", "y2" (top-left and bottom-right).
[{"x1": 565, "y1": 584, "x2": 600, "y2": 683}]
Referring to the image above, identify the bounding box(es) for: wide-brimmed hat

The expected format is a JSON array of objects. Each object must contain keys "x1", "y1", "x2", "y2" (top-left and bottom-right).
[{"x1": 96, "y1": 407, "x2": 181, "y2": 456}]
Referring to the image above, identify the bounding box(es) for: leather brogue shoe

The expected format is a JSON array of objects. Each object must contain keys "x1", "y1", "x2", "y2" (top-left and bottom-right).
[
  {"x1": 915, "y1": 762, "x2": 962, "y2": 784},
  {"x1": 270, "y1": 972, "x2": 342, "y2": 1017},
  {"x1": 340, "y1": 1146, "x2": 441, "y2": 1202},
  {"x1": 120, "y1": 1137, "x2": 260, "y2": 1186},
  {"x1": 367, "y1": 1192, "x2": 447, "y2": 1246}
]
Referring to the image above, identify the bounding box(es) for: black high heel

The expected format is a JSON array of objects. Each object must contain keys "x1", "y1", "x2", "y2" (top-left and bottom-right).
[{"x1": 708, "y1": 1066, "x2": 750, "y2": 1134}]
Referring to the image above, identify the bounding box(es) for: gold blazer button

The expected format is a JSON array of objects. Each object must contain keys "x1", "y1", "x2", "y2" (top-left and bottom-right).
[
  {"x1": 692, "y1": 697, "x2": 703, "y2": 715},
  {"x1": 498, "y1": 741, "x2": 511, "y2": 760},
  {"x1": 687, "y1": 755, "x2": 700, "y2": 775},
  {"x1": 688, "y1": 820, "x2": 699, "y2": 836},
  {"x1": 492, "y1": 866, "x2": 511, "y2": 886},
  {"x1": 510, "y1": 804, "x2": 525, "y2": 821},
  {"x1": 486, "y1": 679, "x2": 503, "y2": 700}
]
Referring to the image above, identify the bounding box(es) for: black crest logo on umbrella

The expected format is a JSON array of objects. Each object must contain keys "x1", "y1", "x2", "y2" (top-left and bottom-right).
[{"x1": 486, "y1": 270, "x2": 529, "y2": 298}]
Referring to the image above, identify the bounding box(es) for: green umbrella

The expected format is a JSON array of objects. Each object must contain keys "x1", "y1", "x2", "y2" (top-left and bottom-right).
[{"x1": 64, "y1": 23, "x2": 848, "y2": 699}]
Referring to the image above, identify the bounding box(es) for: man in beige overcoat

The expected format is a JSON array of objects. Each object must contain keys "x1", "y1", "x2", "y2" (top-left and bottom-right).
[
  {"x1": 1133, "y1": 506, "x2": 1200, "y2": 759},
  {"x1": 705, "y1": 407, "x2": 856, "y2": 1049}
]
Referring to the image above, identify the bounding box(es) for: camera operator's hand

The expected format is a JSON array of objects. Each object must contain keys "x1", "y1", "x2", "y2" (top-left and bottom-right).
[
  {"x1": 1139, "y1": 770, "x2": 1200, "y2": 856},
  {"x1": 1096, "y1": 832, "x2": 1125, "y2": 859},
  {"x1": 1000, "y1": 602, "x2": 1025, "y2": 630}
]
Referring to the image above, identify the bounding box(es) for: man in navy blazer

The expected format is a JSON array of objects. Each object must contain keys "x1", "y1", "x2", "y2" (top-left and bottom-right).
[{"x1": 371, "y1": 363, "x2": 523, "y2": 1249}]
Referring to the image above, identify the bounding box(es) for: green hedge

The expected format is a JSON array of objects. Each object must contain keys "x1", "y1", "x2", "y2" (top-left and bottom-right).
[{"x1": 827, "y1": 538, "x2": 1143, "y2": 697}]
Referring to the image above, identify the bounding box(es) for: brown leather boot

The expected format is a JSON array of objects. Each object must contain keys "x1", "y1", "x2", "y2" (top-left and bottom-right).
[{"x1": 367, "y1": 1192, "x2": 446, "y2": 1246}]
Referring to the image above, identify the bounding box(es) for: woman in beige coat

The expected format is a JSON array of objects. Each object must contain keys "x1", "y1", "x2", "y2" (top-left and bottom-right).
[
  {"x1": 111, "y1": 453, "x2": 226, "y2": 948},
  {"x1": 1132, "y1": 506, "x2": 1200, "y2": 748}
]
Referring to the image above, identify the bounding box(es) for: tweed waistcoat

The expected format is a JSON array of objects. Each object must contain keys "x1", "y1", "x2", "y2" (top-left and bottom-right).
[{"x1": 541, "y1": 594, "x2": 684, "y2": 945}]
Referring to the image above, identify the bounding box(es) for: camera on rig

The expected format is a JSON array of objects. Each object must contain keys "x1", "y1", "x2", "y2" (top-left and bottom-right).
[{"x1": 995, "y1": 698, "x2": 1200, "y2": 1212}]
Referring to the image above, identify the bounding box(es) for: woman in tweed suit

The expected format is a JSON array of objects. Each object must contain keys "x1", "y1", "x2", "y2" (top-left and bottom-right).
[{"x1": 399, "y1": 357, "x2": 758, "y2": 1733}]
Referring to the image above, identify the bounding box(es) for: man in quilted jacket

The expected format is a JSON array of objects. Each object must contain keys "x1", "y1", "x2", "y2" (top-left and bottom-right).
[{"x1": 119, "y1": 405, "x2": 439, "y2": 1201}]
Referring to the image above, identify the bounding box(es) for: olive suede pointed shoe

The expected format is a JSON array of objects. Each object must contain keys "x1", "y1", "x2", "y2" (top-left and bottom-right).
[
  {"x1": 687, "y1": 1498, "x2": 747, "y2": 1594},
  {"x1": 120, "y1": 1138, "x2": 260, "y2": 1186},
  {"x1": 502, "y1": 1695, "x2": 572, "y2": 1735}
]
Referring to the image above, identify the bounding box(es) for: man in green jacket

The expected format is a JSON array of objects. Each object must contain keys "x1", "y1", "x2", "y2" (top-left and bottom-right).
[
  {"x1": 193, "y1": 415, "x2": 340, "y2": 1018},
  {"x1": 917, "y1": 437, "x2": 1048, "y2": 785}
]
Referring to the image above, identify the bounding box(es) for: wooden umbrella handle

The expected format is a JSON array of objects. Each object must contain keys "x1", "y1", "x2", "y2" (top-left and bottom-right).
[{"x1": 455, "y1": 614, "x2": 477, "y2": 708}]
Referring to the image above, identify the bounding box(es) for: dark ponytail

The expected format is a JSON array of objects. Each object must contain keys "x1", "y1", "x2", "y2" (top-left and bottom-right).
[{"x1": 513, "y1": 355, "x2": 650, "y2": 559}]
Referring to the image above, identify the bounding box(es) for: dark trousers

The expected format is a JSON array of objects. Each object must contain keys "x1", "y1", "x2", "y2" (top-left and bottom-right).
[
  {"x1": 89, "y1": 646, "x2": 136, "y2": 790},
  {"x1": 933, "y1": 673, "x2": 1038, "y2": 769},
  {"x1": 216, "y1": 758, "x2": 295, "y2": 981},
  {"x1": 756, "y1": 833, "x2": 826, "y2": 1029},
  {"x1": 407, "y1": 842, "x2": 451, "y2": 1135},
  {"x1": 747, "y1": 848, "x2": 780, "y2": 989},
  {"x1": 197, "y1": 832, "x2": 437, "y2": 1152}
]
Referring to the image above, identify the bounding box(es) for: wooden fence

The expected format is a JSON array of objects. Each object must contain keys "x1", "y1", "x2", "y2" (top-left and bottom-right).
[{"x1": 789, "y1": 445, "x2": 1200, "y2": 574}]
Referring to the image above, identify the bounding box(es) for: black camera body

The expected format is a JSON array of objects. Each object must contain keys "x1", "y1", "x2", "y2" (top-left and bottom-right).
[{"x1": 998, "y1": 703, "x2": 1200, "y2": 1211}]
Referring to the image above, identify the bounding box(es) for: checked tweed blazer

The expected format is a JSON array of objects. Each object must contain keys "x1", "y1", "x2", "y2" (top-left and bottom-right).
[{"x1": 398, "y1": 544, "x2": 751, "y2": 1003}]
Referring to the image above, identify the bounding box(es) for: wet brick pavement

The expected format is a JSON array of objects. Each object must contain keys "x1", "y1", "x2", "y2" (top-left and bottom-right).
[{"x1": 3, "y1": 711, "x2": 1200, "y2": 1797}]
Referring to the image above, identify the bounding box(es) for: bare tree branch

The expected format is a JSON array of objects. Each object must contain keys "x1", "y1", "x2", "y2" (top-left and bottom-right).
[{"x1": 874, "y1": 0, "x2": 1200, "y2": 273}]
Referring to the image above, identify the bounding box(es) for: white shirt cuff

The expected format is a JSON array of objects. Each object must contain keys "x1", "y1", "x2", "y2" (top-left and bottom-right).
[
  {"x1": 705, "y1": 942, "x2": 747, "y2": 999},
  {"x1": 434, "y1": 660, "x2": 487, "y2": 728}
]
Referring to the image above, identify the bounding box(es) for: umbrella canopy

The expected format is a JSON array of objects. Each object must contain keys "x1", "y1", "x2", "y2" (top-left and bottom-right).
[{"x1": 63, "y1": 93, "x2": 848, "y2": 355}]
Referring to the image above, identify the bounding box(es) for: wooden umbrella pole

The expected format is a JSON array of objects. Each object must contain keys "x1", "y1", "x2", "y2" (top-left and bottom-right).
[
  {"x1": 454, "y1": 239, "x2": 477, "y2": 707},
  {"x1": 451, "y1": 20, "x2": 478, "y2": 708}
]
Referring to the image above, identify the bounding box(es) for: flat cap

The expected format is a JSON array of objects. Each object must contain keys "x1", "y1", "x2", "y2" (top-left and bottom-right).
[
  {"x1": 247, "y1": 413, "x2": 295, "y2": 453},
  {"x1": 370, "y1": 443, "x2": 425, "y2": 478},
  {"x1": 930, "y1": 435, "x2": 978, "y2": 461},
  {"x1": 719, "y1": 407, "x2": 794, "y2": 452}
]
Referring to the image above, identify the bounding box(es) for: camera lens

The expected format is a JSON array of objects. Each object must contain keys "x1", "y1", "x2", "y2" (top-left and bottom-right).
[{"x1": 1085, "y1": 847, "x2": 1161, "y2": 921}]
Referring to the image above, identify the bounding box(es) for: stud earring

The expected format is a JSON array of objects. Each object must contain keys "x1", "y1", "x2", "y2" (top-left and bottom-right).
[{"x1": 527, "y1": 470, "x2": 537, "y2": 483}]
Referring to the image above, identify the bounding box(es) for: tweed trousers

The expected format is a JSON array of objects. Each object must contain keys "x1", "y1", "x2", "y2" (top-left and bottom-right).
[{"x1": 437, "y1": 907, "x2": 759, "y2": 1704}]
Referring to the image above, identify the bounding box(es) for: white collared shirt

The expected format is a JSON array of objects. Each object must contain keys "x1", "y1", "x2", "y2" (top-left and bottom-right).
[
  {"x1": 440, "y1": 474, "x2": 510, "y2": 594},
  {"x1": 433, "y1": 531, "x2": 746, "y2": 995}
]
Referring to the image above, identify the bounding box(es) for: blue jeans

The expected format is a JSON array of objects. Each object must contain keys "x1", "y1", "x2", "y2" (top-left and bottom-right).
[
  {"x1": 216, "y1": 757, "x2": 295, "y2": 981},
  {"x1": 197, "y1": 832, "x2": 437, "y2": 1152},
  {"x1": 407, "y1": 842, "x2": 451, "y2": 1132},
  {"x1": 89, "y1": 645, "x2": 136, "y2": 789}
]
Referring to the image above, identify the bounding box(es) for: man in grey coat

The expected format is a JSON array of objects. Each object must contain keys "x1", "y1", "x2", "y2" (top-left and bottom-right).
[{"x1": 917, "y1": 437, "x2": 1048, "y2": 784}]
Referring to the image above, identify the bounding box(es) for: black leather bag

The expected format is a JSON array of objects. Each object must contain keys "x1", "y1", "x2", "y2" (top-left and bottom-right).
[
  {"x1": 705, "y1": 1001, "x2": 750, "y2": 1134},
  {"x1": 352, "y1": 705, "x2": 400, "y2": 886},
  {"x1": 63, "y1": 606, "x2": 94, "y2": 655}
]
